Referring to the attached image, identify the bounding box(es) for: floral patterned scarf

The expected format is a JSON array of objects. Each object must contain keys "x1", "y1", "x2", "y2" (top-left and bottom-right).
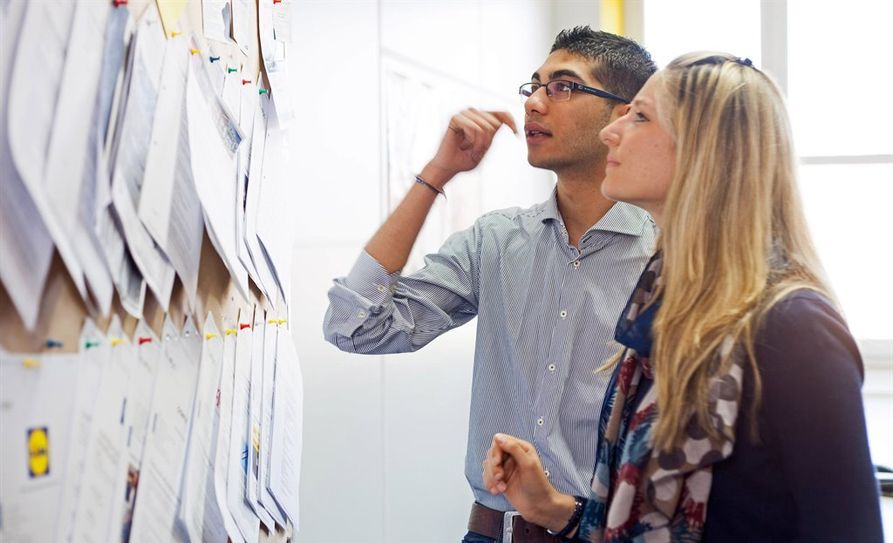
[{"x1": 578, "y1": 252, "x2": 745, "y2": 543}]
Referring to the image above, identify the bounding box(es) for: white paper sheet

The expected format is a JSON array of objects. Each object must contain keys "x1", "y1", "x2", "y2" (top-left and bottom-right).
[
  {"x1": 258, "y1": 316, "x2": 288, "y2": 526},
  {"x1": 128, "y1": 316, "x2": 201, "y2": 543},
  {"x1": 236, "y1": 84, "x2": 267, "y2": 297},
  {"x1": 258, "y1": 0, "x2": 295, "y2": 126},
  {"x1": 256, "y1": 126, "x2": 294, "y2": 304},
  {"x1": 245, "y1": 311, "x2": 276, "y2": 530},
  {"x1": 212, "y1": 312, "x2": 248, "y2": 542},
  {"x1": 175, "y1": 314, "x2": 229, "y2": 543},
  {"x1": 138, "y1": 37, "x2": 205, "y2": 309},
  {"x1": 244, "y1": 98, "x2": 280, "y2": 305},
  {"x1": 268, "y1": 323, "x2": 303, "y2": 527},
  {"x1": 202, "y1": 0, "x2": 232, "y2": 44},
  {"x1": 69, "y1": 316, "x2": 134, "y2": 542},
  {"x1": 6, "y1": 0, "x2": 88, "y2": 301},
  {"x1": 227, "y1": 312, "x2": 262, "y2": 542},
  {"x1": 0, "y1": 0, "x2": 66, "y2": 329},
  {"x1": 106, "y1": 321, "x2": 162, "y2": 543},
  {"x1": 42, "y1": 0, "x2": 115, "y2": 317},
  {"x1": 231, "y1": 0, "x2": 252, "y2": 54},
  {"x1": 109, "y1": 9, "x2": 176, "y2": 310},
  {"x1": 0, "y1": 351, "x2": 80, "y2": 542},
  {"x1": 55, "y1": 319, "x2": 111, "y2": 542},
  {"x1": 94, "y1": 5, "x2": 144, "y2": 317},
  {"x1": 186, "y1": 55, "x2": 250, "y2": 302}
]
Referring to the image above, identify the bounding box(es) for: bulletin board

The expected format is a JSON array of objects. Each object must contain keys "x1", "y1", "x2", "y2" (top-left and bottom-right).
[
  {"x1": 0, "y1": 0, "x2": 298, "y2": 541},
  {"x1": 0, "y1": 0, "x2": 275, "y2": 351}
]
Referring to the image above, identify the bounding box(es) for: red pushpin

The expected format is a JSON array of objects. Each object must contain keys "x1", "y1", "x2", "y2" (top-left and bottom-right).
[
  {"x1": 239, "y1": 323, "x2": 251, "y2": 330},
  {"x1": 138, "y1": 337, "x2": 152, "y2": 345},
  {"x1": 273, "y1": 0, "x2": 282, "y2": 4},
  {"x1": 113, "y1": 0, "x2": 128, "y2": 6},
  {"x1": 241, "y1": 79, "x2": 251, "y2": 85}
]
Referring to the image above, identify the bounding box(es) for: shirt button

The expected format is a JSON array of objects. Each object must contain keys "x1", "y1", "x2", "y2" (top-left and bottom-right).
[
  {"x1": 573, "y1": 260, "x2": 580, "y2": 269},
  {"x1": 559, "y1": 310, "x2": 567, "y2": 319},
  {"x1": 548, "y1": 363, "x2": 556, "y2": 372},
  {"x1": 376, "y1": 284, "x2": 387, "y2": 293},
  {"x1": 536, "y1": 417, "x2": 544, "y2": 426},
  {"x1": 357, "y1": 310, "x2": 367, "y2": 318},
  {"x1": 544, "y1": 469, "x2": 551, "y2": 478}
]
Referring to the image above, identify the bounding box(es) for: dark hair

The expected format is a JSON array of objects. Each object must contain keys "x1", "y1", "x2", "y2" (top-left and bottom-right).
[{"x1": 551, "y1": 26, "x2": 656, "y2": 102}]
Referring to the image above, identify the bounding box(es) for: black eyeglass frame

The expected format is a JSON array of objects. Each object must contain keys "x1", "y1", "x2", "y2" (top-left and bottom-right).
[{"x1": 518, "y1": 79, "x2": 630, "y2": 105}]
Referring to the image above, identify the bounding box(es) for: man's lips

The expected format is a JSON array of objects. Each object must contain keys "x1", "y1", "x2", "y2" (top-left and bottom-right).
[
  {"x1": 606, "y1": 155, "x2": 620, "y2": 167},
  {"x1": 524, "y1": 122, "x2": 552, "y2": 137}
]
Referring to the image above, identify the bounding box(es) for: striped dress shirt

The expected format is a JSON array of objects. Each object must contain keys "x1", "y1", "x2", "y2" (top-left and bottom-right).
[{"x1": 324, "y1": 189, "x2": 656, "y2": 511}]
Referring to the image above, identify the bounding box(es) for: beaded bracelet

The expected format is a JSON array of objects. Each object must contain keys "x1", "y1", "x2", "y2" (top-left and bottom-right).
[
  {"x1": 545, "y1": 495, "x2": 586, "y2": 540},
  {"x1": 415, "y1": 175, "x2": 445, "y2": 198}
]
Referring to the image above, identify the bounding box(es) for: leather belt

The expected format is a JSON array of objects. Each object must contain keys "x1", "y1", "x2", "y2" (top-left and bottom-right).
[{"x1": 468, "y1": 502, "x2": 560, "y2": 543}]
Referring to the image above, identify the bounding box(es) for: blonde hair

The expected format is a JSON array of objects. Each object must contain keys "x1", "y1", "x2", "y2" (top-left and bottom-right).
[{"x1": 647, "y1": 52, "x2": 833, "y2": 451}]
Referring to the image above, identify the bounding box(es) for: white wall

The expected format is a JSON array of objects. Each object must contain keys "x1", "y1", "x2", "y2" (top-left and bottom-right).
[{"x1": 288, "y1": 3, "x2": 565, "y2": 542}]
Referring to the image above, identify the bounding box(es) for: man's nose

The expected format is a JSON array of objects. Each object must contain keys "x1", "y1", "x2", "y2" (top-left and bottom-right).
[{"x1": 525, "y1": 87, "x2": 548, "y2": 116}]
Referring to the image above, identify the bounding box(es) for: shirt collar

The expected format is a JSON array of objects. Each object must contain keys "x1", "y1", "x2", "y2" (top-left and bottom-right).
[{"x1": 539, "y1": 186, "x2": 653, "y2": 237}]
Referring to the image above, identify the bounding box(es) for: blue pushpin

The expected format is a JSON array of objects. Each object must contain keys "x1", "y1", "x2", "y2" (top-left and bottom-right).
[
  {"x1": 45, "y1": 339, "x2": 63, "y2": 349},
  {"x1": 210, "y1": 55, "x2": 221, "y2": 63}
]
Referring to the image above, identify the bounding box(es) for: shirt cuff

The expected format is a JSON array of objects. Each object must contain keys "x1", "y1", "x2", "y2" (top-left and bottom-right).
[{"x1": 341, "y1": 250, "x2": 400, "y2": 306}]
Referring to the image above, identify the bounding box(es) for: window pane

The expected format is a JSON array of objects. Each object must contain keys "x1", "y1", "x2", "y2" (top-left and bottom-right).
[
  {"x1": 788, "y1": 0, "x2": 893, "y2": 156},
  {"x1": 798, "y1": 163, "x2": 893, "y2": 339},
  {"x1": 642, "y1": 0, "x2": 761, "y2": 68}
]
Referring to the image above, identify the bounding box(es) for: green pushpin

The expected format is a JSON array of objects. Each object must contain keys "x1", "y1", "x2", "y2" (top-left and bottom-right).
[
  {"x1": 85, "y1": 340, "x2": 101, "y2": 349},
  {"x1": 227, "y1": 67, "x2": 238, "y2": 73},
  {"x1": 259, "y1": 88, "x2": 268, "y2": 95}
]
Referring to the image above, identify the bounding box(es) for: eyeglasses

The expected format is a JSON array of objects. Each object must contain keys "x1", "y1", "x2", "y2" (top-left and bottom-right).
[{"x1": 518, "y1": 80, "x2": 630, "y2": 104}]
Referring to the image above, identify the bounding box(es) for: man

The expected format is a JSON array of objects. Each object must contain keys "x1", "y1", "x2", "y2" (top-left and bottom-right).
[{"x1": 324, "y1": 27, "x2": 657, "y2": 543}]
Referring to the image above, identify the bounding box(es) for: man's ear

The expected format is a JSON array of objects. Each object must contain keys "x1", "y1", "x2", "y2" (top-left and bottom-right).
[{"x1": 611, "y1": 103, "x2": 631, "y2": 120}]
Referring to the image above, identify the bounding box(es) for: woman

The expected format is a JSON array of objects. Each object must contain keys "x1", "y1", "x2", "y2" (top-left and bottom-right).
[{"x1": 482, "y1": 52, "x2": 883, "y2": 542}]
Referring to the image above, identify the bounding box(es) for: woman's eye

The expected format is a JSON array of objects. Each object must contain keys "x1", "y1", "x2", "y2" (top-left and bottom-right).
[{"x1": 634, "y1": 111, "x2": 648, "y2": 122}]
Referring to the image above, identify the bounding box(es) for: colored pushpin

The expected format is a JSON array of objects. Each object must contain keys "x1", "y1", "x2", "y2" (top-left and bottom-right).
[
  {"x1": 209, "y1": 56, "x2": 221, "y2": 63},
  {"x1": 113, "y1": 0, "x2": 128, "y2": 7},
  {"x1": 227, "y1": 67, "x2": 238, "y2": 73},
  {"x1": 111, "y1": 338, "x2": 124, "y2": 347},
  {"x1": 85, "y1": 340, "x2": 101, "y2": 349},
  {"x1": 239, "y1": 323, "x2": 251, "y2": 330},
  {"x1": 258, "y1": 88, "x2": 268, "y2": 95},
  {"x1": 171, "y1": 31, "x2": 181, "y2": 38},
  {"x1": 241, "y1": 79, "x2": 251, "y2": 85},
  {"x1": 23, "y1": 358, "x2": 41, "y2": 369},
  {"x1": 138, "y1": 337, "x2": 152, "y2": 345},
  {"x1": 45, "y1": 339, "x2": 63, "y2": 349},
  {"x1": 190, "y1": 48, "x2": 200, "y2": 55},
  {"x1": 225, "y1": 328, "x2": 238, "y2": 336},
  {"x1": 206, "y1": 332, "x2": 219, "y2": 340},
  {"x1": 273, "y1": 0, "x2": 282, "y2": 4}
]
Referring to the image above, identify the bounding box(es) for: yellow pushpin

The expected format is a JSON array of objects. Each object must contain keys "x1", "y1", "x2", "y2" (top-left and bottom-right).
[
  {"x1": 190, "y1": 48, "x2": 200, "y2": 55},
  {"x1": 23, "y1": 358, "x2": 41, "y2": 369},
  {"x1": 171, "y1": 31, "x2": 181, "y2": 37},
  {"x1": 225, "y1": 328, "x2": 238, "y2": 336},
  {"x1": 205, "y1": 332, "x2": 219, "y2": 340},
  {"x1": 110, "y1": 338, "x2": 124, "y2": 347}
]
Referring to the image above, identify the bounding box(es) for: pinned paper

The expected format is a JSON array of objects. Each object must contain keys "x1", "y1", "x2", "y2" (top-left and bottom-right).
[{"x1": 156, "y1": 0, "x2": 188, "y2": 38}]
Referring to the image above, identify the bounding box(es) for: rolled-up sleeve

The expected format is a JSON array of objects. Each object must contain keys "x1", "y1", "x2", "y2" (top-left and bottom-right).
[{"x1": 323, "y1": 224, "x2": 481, "y2": 354}]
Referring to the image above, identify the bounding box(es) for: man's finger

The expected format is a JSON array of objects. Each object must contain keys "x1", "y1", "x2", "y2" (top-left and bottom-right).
[{"x1": 489, "y1": 111, "x2": 518, "y2": 134}]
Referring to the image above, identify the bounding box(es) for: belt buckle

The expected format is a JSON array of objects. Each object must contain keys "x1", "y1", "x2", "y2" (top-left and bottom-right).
[{"x1": 502, "y1": 511, "x2": 521, "y2": 543}]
